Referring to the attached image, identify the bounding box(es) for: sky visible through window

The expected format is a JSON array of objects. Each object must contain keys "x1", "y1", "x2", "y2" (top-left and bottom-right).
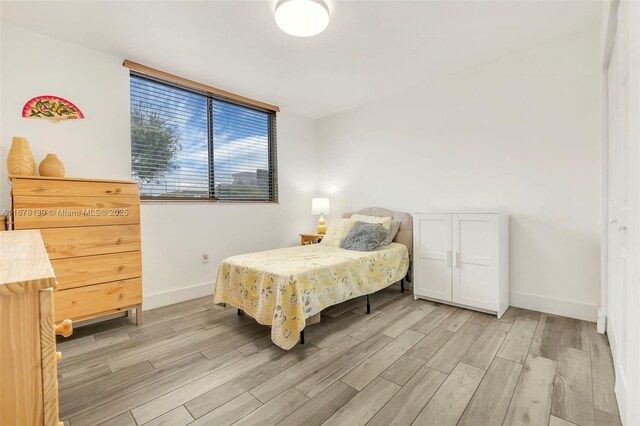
[{"x1": 130, "y1": 75, "x2": 271, "y2": 199}]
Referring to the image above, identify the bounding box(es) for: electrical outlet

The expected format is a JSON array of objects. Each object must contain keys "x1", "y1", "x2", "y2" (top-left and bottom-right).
[{"x1": 202, "y1": 253, "x2": 210, "y2": 263}]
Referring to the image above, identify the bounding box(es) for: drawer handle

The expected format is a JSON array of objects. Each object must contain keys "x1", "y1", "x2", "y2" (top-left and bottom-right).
[
  {"x1": 55, "y1": 351, "x2": 62, "y2": 362},
  {"x1": 39, "y1": 185, "x2": 47, "y2": 191},
  {"x1": 118, "y1": 265, "x2": 125, "y2": 271},
  {"x1": 116, "y1": 237, "x2": 123, "y2": 244},
  {"x1": 55, "y1": 320, "x2": 73, "y2": 338}
]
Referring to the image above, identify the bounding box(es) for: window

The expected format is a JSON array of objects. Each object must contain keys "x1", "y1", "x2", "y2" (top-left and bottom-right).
[{"x1": 129, "y1": 73, "x2": 277, "y2": 201}]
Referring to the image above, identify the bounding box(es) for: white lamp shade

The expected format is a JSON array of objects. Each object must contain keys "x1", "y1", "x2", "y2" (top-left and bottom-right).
[
  {"x1": 275, "y1": 0, "x2": 330, "y2": 37},
  {"x1": 312, "y1": 198, "x2": 330, "y2": 215}
]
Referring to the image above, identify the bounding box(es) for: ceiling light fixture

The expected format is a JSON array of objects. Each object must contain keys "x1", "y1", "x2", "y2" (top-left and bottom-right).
[{"x1": 275, "y1": 0, "x2": 330, "y2": 37}]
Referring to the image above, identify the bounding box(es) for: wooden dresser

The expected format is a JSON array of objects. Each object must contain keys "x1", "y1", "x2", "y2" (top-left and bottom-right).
[
  {"x1": 0, "y1": 230, "x2": 71, "y2": 426},
  {"x1": 10, "y1": 176, "x2": 143, "y2": 325}
]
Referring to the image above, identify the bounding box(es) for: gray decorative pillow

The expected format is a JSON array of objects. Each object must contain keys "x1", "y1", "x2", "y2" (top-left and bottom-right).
[
  {"x1": 381, "y1": 220, "x2": 401, "y2": 246},
  {"x1": 339, "y1": 221, "x2": 388, "y2": 251}
]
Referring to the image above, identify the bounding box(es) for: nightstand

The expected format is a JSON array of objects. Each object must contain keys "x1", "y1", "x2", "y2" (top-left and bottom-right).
[{"x1": 300, "y1": 233, "x2": 324, "y2": 245}]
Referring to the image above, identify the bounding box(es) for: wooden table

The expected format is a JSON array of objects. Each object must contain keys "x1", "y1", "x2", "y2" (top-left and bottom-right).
[{"x1": 300, "y1": 233, "x2": 324, "y2": 245}]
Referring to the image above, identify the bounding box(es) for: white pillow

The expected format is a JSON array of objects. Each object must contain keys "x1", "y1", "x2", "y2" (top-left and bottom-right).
[
  {"x1": 350, "y1": 214, "x2": 392, "y2": 231},
  {"x1": 320, "y1": 218, "x2": 356, "y2": 247},
  {"x1": 381, "y1": 220, "x2": 401, "y2": 246}
]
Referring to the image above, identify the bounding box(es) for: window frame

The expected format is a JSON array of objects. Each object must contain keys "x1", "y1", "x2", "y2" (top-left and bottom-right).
[{"x1": 129, "y1": 72, "x2": 278, "y2": 203}]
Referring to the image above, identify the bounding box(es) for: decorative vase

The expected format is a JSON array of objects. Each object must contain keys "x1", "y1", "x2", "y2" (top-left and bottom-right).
[
  {"x1": 7, "y1": 137, "x2": 36, "y2": 176},
  {"x1": 39, "y1": 154, "x2": 65, "y2": 177}
]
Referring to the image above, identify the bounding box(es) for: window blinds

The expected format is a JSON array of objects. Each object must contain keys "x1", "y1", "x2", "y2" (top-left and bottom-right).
[{"x1": 129, "y1": 73, "x2": 278, "y2": 201}]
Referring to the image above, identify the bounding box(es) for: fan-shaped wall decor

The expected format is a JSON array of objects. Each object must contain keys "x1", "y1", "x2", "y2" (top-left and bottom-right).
[{"x1": 22, "y1": 95, "x2": 84, "y2": 122}]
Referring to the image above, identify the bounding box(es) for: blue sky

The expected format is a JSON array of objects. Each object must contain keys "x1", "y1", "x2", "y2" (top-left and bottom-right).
[{"x1": 130, "y1": 76, "x2": 269, "y2": 196}]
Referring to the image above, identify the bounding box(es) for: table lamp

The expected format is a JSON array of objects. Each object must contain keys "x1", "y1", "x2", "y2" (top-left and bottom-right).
[{"x1": 312, "y1": 198, "x2": 330, "y2": 234}]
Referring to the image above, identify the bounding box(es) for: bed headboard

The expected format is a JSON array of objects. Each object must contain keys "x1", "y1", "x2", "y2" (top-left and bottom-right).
[{"x1": 343, "y1": 207, "x2": 413, "y2": 256}]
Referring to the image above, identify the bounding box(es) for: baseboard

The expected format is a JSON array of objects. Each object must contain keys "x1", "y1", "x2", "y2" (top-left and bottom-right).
[
  {"x1": 144, "y1": 282, "x2": 213, "y2": 310},
  {"x1": 509, "y1": 291, "x2": 598, "y2": 322},
  {"x1": 597, "y1": 306, "x2": 607, "y2": 333}
]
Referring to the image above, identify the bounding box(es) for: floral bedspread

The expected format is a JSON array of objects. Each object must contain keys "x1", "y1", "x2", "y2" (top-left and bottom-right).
[{"x1": 213, "y1": 243, "x2": 409, "y2": 349}]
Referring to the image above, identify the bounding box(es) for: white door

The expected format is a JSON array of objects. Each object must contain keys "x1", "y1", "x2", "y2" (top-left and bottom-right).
[
  {"x1": 607, "y1": 0, "x2": 629, "y2": 382},
  {"x1": 606, "y1": 1, "x2": 640, "y2": 423},
  {"x1": 414, "y1": 214, "x2": 452, "y2": 302},
  {"x1": 452, "y1": 214, "x2": 498, "y2": 311}
]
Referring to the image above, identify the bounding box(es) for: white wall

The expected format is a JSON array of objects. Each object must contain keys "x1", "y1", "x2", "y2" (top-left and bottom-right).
[
  {"x1": 316, "y1": 30, "x2": 602, "y2": 321},
  {"x1": 0, "y1": 23, "x2": 317, "y2": 308},
  {"x1": 0, "y1": 24, "x2": 132, "y2": 201}
]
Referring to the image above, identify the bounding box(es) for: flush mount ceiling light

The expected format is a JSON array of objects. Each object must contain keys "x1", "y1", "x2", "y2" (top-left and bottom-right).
[{"x1": 275, "y1": 0, "x2": 330, "y2": 37}]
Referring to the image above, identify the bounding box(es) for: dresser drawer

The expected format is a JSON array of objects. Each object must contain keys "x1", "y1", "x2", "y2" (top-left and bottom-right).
[
  {"x1": 41, "y1": 225, "x2": 141, "y2": 259},
  {"x1": 51, "y1": 252, "x2": 142, "y2": 290},
  {"x1": 13, "y1": 196, "x2": 140, "y2": 229},
  {"x1": 12, "y1": 178, "x2": 138, "y2": 198},
  {"x1": 54, "y1": 279, "x2": 142, "y2": 321}
]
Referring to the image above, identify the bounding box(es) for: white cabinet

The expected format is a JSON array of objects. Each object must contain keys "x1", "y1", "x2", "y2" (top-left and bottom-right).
[{"x1": 413, "y1": 212, "x2": 509, "y2": 317}]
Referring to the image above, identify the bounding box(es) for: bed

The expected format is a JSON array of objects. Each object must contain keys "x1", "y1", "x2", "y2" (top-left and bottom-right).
[{"x1": 213, "y1": 208, "x2": 412, "y2": 349}]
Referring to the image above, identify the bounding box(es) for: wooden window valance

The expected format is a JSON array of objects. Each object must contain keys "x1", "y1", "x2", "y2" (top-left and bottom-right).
[{"x1": 122, "y1": 60, "x2": 279, "y2": 113}]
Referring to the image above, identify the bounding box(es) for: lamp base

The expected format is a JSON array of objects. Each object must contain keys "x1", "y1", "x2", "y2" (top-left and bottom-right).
[{"x1": 317, "y1": 214, "x2": 327, "y2": 234}]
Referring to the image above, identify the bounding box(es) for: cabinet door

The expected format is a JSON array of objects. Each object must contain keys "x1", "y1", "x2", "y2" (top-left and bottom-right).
[
  {"x1": 414, "y1": 214, "x2": 452, "y2": 302},
  {"x1": 452, "y1": 214, "x2": 499, "y2": 310}
]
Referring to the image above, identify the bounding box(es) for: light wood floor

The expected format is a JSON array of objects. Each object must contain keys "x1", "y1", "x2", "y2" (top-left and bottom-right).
[{"x1": 57, "y1": 284, "x2": 621, "y2": 426}]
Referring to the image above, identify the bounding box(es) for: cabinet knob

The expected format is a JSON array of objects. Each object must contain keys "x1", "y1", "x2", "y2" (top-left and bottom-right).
[
  {"x1": 39, "y1": 185, "x2": 47, "y2": 191},
  {"x1": 115, "y1": 188, "x2": 122, "y2": 193},
  {"x1": 55, "y1": 319, "x2": 73, "y2": 337},
  {"x1": 116, "y1": 237, "x2": 123, "y2": 244},
  {"x1": 55, "y1": 351, "x2": 62, "y2": 362},
  {"x1": 118, "y1": 265, "x2": 125, "y2": 271}
]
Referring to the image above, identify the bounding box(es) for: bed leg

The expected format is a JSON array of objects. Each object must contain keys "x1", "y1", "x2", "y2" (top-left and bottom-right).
[
  {"x1": 299, "y1": 330, "x2": 305, "y2": 345},
  {"x1": 366, "y1": 295, "x2": 371, "y2": 314},
  {"x1": 401, "y1": 279, "x2": 405, "y2": 293},
  {"x1": 237, "y1": 309, "x2": 242, "y2": 316}
]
